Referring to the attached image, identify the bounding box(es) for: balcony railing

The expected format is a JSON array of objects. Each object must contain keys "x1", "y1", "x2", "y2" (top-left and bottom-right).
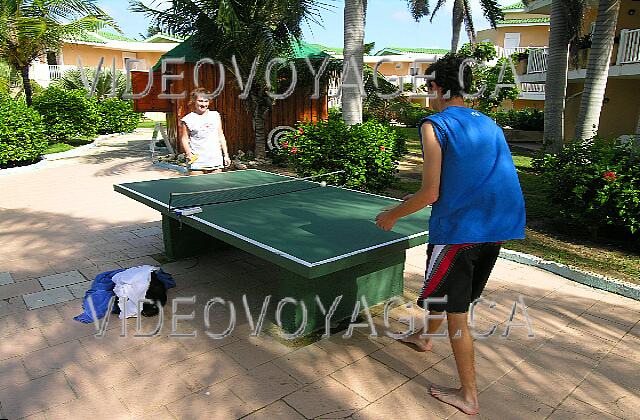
[
  {"x1": 48, "y1": 65, "x2": 65, "y2": 80},
  {"x1": 527, "y1": 48, "x2": 548, "y2": 73},
  {"x1": 617, "y1": 28, "x2": 640, "y2": 65},
  {"x1": 496, "y1": 46, "x2": 530, "y2": 58},
  {"x1": 520, "y1": 83, "x2": 545, "y2": 93}
]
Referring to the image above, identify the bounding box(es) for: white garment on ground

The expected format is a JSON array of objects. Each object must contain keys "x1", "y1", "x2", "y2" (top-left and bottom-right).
[
  {"x1": 112, "y1": 265, "x2": 158, "y2": 319},
  {"x1": 180, "y1": 110, "x2": 224, "y2": 170}
]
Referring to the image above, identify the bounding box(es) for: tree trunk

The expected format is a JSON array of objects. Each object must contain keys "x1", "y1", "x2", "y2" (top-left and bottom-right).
[
  {"x1": 253, "y1": 106, "x2": 266, "y2": 158},
  {"x1": 451, "y1": 0, "x2": 464, "y2": 52},
  {"x1": 342, "y1": 0, "x2": 367, "y2": 126},
  {"x1": 20, "y1": 66, "x2": 34, "y2": 107},
  {"x1": 544, "y1": 0, "x2": 571, "y2": 153},
  {"x1": 574, "y1": 0, "x2": 621, "y2": 140}
]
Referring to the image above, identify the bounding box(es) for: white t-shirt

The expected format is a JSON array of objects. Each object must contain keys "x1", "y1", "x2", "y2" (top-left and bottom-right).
[{"x1": 180, "y1": 110, "x2": 224, "y2": 170}]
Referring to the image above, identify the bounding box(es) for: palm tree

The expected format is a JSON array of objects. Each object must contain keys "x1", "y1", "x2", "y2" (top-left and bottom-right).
[
  {"x1": 53, "y1": 67, "x2": 128, "y2": 99},
  {"x1": 523, "y1": 0, "x2": 585, "y2": 153},
  {"x1": 0, "y1": 0, "x2": 116, "y2": 106},
  {"x1": 132, "y1": 0, "x2": 328, "y2": 157},
  {"x1": 342, "y1": 0, "x2": 367, "y2": 125},
  {"x1": 411, "y1": 0, "x2": 503, "y2": 52},
  {"x1": 574, "y1": 0, "x2": 621, "y2": 140},
  {"x1": 342, "y1": 1, "x2": 433, "y2": 126}
]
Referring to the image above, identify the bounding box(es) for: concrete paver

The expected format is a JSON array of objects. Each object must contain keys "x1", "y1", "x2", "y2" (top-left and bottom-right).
[
  {"x1": 0, "y1": 279, "x2": 43, "y2": 300},
  {"x1": 38, "y1": 270, "x2": 86, "y2": 290},
  {"x1": 0, "y1": 272, "x2": 14, "y2": 286},
  {"x1": 23, "y1": 287, "x2": 75, "y2": 310},
  {"x1": 1, "y1": 131, "x2": 639, "y2": 419},
  {"x1": 330, "y1": 355, "x2": 409, "y2": 402}
]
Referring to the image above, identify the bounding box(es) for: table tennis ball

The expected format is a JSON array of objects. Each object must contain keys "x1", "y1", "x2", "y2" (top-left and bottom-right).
[{"x1": 320, "y1": 181, "x2": 327, "y2": 187}]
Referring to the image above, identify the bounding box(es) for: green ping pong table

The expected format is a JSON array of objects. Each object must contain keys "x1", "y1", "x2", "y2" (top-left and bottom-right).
[{"x1": 114, "y1": 169, "x2": 430, "y2": 334}]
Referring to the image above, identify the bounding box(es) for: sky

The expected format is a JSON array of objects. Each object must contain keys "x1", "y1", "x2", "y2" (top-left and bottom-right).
[{"x1": 96, "y1": 0, "x2": 497, "y2": 51}]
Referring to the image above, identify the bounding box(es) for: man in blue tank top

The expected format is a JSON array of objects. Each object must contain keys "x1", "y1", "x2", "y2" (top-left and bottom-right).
[{"x1": 376, "y1": 54, "x2": 526, "y2": 415}]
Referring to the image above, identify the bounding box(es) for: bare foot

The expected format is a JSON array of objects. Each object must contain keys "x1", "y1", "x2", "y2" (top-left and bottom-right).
[
  {"x1": 398, "y1": 332, "x2": 433, "y2": 352},
  {"x1": 429, "y1": 384, "x2": 480, "y2": 415}
]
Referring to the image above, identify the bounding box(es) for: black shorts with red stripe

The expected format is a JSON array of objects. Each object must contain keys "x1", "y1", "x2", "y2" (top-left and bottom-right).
[{"x1": 417, "y1": 242, "x2": 502, "y2": 313}]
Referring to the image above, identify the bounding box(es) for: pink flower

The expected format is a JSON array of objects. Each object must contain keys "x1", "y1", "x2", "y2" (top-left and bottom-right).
[
  {"x1": 281, "y1": 141, "x2": 289, "y2": 149},
  {"x1": 298, "y1": 128, "x2": 305, "y2": 135},
  {"x1": 291, "y1": 147, "x2": 298, "y2": 154},
  {"x1": 603, "y1": 171, "x2": 617, "y2": 181},
  {"x1": 380, "y1": 146, "x2": 386, "y2": 152}
]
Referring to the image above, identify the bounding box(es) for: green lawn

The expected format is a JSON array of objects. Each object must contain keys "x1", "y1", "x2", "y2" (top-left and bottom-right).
[
  {"x1": 44, "y1": 138, "x2": 94, "y2": 155},
  {"x1": 393, "y1": 134, "x2": 640, "y2": 285},
  {"x1": 138, "y1": 120, "x2": 161, "y2": 129}
]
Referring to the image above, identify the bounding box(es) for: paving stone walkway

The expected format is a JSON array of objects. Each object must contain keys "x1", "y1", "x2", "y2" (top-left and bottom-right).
[{"x1": 0, "y1": 130, "x2": 639, "y2": 419}]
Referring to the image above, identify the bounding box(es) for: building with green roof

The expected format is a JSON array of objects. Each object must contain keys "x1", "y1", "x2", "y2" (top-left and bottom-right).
[
  {"x1": 374, "y1": 47, "x2": 449, "y2": 56},
  {"x1": 31, "y1": 30, "x2": 182, "y2": 88}
]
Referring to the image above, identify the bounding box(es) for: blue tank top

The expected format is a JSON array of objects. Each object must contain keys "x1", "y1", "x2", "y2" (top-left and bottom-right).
[{"x1": 420, "y1": 106, "x2": 526, "y2": 244}]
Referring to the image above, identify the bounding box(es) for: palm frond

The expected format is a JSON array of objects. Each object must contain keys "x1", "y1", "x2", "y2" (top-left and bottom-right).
[
  {"x1": 406, "y1": 0, "x2": 430, "y2": 21},
  {"x1": 479, "y1": 0, "x2": 503, "y2": 29},
  {"x1": 462, "y1": 0, "x2": 475, "y2": 43},
  {"x1": 429, "y1": 0, "x2": 447, "y2": 22}
]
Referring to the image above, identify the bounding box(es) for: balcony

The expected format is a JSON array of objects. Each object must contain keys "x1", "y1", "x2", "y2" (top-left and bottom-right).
[
  {"x1": 519, "y1": 82, "x2": 545, "y2": 100},
  {"x1": 30, "y1": 61, "x2": 151, "y2": 88},
  {"x1": 47, "y1": 65, "x2": 72, "y2": 81},
  {"x1": 495, "y1": 46, "x2": 530, "y2": 58},
  {"x1": 519, "y1": 29, "x2": 640, "y2": 83},
  {"x1": 526, "y1": 48, "x2": 548, "y2": 73},
  {"x1": 617, "y1": 29, "x2": 640, "y2": 65},
  {"x1": 384, "y1": 75, "x2": 430, "y2": 95}
]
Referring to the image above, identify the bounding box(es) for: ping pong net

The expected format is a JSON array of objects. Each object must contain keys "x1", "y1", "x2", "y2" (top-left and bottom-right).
[{"x1": 168, "y1": 170, "x2": 344, "y2": 210}]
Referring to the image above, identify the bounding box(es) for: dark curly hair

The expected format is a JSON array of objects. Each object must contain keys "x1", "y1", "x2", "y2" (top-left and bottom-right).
[{"x1": 426, "y1": 53, "x2": 473, "y2": 98}]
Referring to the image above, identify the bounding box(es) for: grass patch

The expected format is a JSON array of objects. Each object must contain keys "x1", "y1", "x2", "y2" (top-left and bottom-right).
[
  {"x1": 390, "y1": 148, "x2": 640, "y2": 285},
  {"x1": 394, "y1": 127, "x2": 422, "y2": 155},
  {"x1": 44, "y1": 138, "x2": 94, "y2": 155},
  {"x1": 138, "y1": 120, "x2": 161, "y2": 129},
  {"x1": 505, "y1": 153, "x2": 640, "y2": 284}
]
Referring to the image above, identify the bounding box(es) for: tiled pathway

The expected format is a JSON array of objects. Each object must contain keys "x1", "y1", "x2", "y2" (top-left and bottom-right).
[{"x1": 0, "y1": 131, "x2": 638, "y2": 419}]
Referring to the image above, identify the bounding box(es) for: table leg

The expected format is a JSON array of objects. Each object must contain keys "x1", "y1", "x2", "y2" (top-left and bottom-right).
[
  {"x1": 162, "y1": 215, "x2": 230, "y2": 260},
  {"x1": 275, "y1": 251, "x2": 406, "y2": 336}
]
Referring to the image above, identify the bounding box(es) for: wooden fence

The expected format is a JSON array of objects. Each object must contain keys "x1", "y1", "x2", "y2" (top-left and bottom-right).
[{"x1": 131, "y1": 64, "x2": 328, "y2": 154}]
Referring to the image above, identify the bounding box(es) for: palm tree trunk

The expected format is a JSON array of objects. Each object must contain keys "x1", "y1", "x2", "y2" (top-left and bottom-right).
[
  {"x1": 451, "y1": 0, "x2": 464, "y2": 52},
  {"x1": 20, "y1": 66, "x2": 34, "y2": 106},
  {"x1": 342, "y1": 0, "x2": 367, "y2": 126},
  {"x1": 253, "y1": 106, "x2": 266, "y2": 158},
  {"x1": 544, "y1": 0, "x2": 571, "y2": 153},
  {"x1": 574, "y1": 0, "x2": 621, "y2": 141}
]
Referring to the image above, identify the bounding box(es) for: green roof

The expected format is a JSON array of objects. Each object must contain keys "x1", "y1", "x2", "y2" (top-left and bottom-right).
[
  {"x1": 375, "y1": 47, "x2": 449, "y2": 56},
  {"x1": 308, "y1": 43, "x2": 343, "y2": 55},
  {"x1": 502, "y1": 2, "x2": 525, "y2": 10},
  {"x1": 154, "y1": 37, "x2": 328, "y2": 70},
  {"x1": 96, "y1": 31, "x2": 138, "y2": 42},
  {"x1": 291, "y1": 40, "x2": 330, "y2": 58},
  {"x1": 66, "y1": 31, "x2": 107, "y2": 44},
  {"x1": 145, "y1": 33, "x2": 186, "y2": 43},
  {"x1": 497, "y1": 17, "x2": 550, "y2": 25}
]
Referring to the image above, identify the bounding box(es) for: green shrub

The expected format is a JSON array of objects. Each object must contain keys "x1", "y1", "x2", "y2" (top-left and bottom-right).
[
  {"x1": 32, "y1": 87, "x2": 99, "y2": 143},
  {"x1": 0, "y1": 94, "x2": 47, "y2": 167},
  {"x1": 53, "y1": 68, "x2": 127, "y2": 100},
  {"x1": 276, "y1": 119, "x2": 406, "y2": 192},
  {"x1": 394, "y1": 102, "x2": 435, "y2": 128},
  {"x1": 97, "y1": 98, "x2": 141, "y2": 134},
  {"x1": 492, "y1": 108, "x2": 544, "y2": 131},
  {"x1": 328, "y1": 107, "x2": 342, "y2": 121},
  {"x1": 532, "y1": 138, "x2": 640, "y2": 237}
]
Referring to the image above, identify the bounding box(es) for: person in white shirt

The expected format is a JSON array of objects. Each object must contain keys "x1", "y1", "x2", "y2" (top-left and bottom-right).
[{"x1": 179, "y1": 88, "x2": 231, "y2": 175}]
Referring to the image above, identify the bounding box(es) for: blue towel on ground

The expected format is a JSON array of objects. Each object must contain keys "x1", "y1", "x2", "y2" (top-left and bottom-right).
[
  {"x1": 74, "y1": 268, "x2": 176, "y2": 323},
  {"x1": 154, "y1": 268, "x2": 177, "y2": 290},
  {"x1": 74, "y1": 269, "x2": 124, "y2": 323}
]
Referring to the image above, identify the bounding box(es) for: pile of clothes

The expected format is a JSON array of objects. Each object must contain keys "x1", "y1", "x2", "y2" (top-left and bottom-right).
[{"x1": 74, "y1": 265, "x2": 175, "y2": 323}]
